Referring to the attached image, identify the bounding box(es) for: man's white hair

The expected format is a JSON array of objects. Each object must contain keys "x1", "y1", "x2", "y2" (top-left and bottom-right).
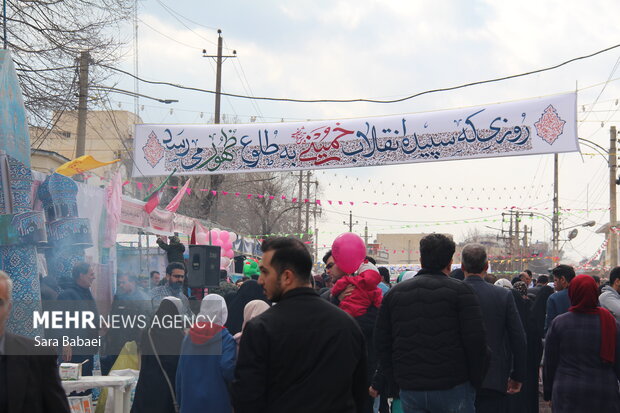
[{"x1": 0, "y1": 271, "x2": 13, "y2": 301}]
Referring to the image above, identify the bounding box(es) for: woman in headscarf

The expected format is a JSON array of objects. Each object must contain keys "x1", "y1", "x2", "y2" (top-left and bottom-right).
[
  {"x1": 233, "y1": 299, "x2": 270, "y2": 348},
  {"x1": 494, "y1": 278, "x2": 513, "y2": 289},
  {"x1": 507, "y1": 281, "x2": 532, "y2": 413},
  {"x1": 176, "y1": 294, "x2": 236, "y2": 413},
  {"x1": 543, "y1": 275, "x2": 620, "y2": 412},
  {"x1": 132, "y1": 297, "x2": 185, "y2": 413},
  {"x1": 226, "y1": 280, "x2": 269, "y2": 335}
]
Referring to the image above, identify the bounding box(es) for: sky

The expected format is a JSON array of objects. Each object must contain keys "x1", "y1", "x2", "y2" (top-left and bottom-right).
[{"x1": 104, "y1": 0, "x2": 620, "y2": 265}]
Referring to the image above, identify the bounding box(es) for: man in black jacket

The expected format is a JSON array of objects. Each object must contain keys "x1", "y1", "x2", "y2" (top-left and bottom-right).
[
  {"x1": 375, "y1": 233, "x2": 488, "y2": 413},
  {"x1": 156, "y1": 235, "x2": 185, "y2": 264},
  {"x1": 231, "y1": 237, "x2": 367, "y2": 413},
  {"x1": 57, "y1": 262, "x2": 100, "y2": 381},
  {"x1": 0, "y1": 271, "x2": 70, "y2": 413},
  {"x1": 461, "y1": 244, "x2": 527, "y2": 413}
]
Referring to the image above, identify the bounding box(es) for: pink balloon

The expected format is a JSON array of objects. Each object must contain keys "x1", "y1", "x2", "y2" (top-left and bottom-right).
[
  {"x1": 213, "y1": 238, "x2": 224, "y2": 247},
  {"x1": 225, "y1": 249, "x2": 234, "y2": 259},
  {"x1": 220, "y1": 256, "x2": 230, "y2": 269},
  {"x1": 219, "y1": 230, "x2": 230, "y2": 242},
  {"x1": 210, "y1": 228, "x2": 220, "y2": 240},
  {"x1": 331, "y1": 232, "x2": 366, "y2": 274},
  {"x1": 223, "y1": 241, "x2": 232, "y2": 251},
  {"x1": 229, "y1": 232, "x2": 238, "y2": 243},
  {"x1": 195, "y1": 232, "x2": 208, "y2": 245}
]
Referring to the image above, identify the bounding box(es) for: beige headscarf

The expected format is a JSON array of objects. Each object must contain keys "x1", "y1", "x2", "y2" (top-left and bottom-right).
[{"x1": 242, "y1": 300, "x2": 270, "y2": 331}]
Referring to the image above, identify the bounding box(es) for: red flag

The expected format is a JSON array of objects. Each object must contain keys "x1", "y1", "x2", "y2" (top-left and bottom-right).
[
  {"x1": 190, "y1": 224, "x2": 197, "y2": 244},
  {"x1": 144, "y1": 190, "x2": 162, "y2": 214},
  {"x1": 143, "y1": 168, "x2": 176, "y2": 214}
]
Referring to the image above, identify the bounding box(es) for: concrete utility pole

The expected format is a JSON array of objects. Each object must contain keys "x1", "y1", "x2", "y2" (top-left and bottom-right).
[
  {"x1": 313, "y1": 180, "x2": 320, "y2": 262},
  {"x1": 201, "y1": 31, "x2": 236, "y2": 221},
  {"x1": 202, "y1": 30, "x2": 236, "y2": 124},
  {"x1": 552, "y1": 153, "x2": 560, "y2": 264},
  {"x1": 610, "y1": 126, "x2": 618, "y2": 268},
  {"x1": 364, "y1": 222, "x2": 369, "y2": 245},
  {"x1": 214, "y1": 31, "x2": 223, "y2": 124},
  {"x1": 297, "y1": 171, "x2": 303, "y2": 235},
  {"x1": 75, "y1": 50, "x2": 90, "y2": 159},
  {"x1": 343, "y1": 210, "x2": 358, "y2": 232},
  {"x1": 304, "y1": 170, "x2": 311, "y2": 240}
]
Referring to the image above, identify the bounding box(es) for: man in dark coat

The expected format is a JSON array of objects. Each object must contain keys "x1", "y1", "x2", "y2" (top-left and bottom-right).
[
  {"x1": 527, "y1": 274, "x2": 548, "y2": 300},
  {"x1": 545, "y1": 264, "x2": 575, "y2": 333},
  {"x1": 57, "y1": 262, "x2": 100, "y2": 381},
  {"x1": 0, "y1": 271, "x2": 70, "y2": 413},
  {"x1": 375, "y1": 234, "x2": 488, "y2": 413},
  {"x1": 156, "y1": 235, "x2": 185, "y2": 264},
  {"x1": 231, "y1": 237, "x2": 367, "y2": 413},
  {"x1": 462, "y1": 244, "x2": 527, "y2": 413}
]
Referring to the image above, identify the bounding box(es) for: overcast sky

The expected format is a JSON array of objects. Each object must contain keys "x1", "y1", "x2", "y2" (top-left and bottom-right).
[{"x1": 107, "y1": 0, "x2": 620, "y2": 265}]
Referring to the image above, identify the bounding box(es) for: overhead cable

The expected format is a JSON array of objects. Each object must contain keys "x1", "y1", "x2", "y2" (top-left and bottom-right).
[{"x1": 99, "y1": 43, "x2": 620, "y2": 104}]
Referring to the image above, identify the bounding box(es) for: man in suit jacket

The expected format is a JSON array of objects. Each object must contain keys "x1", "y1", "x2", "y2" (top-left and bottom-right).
[
  {"x1": 0, "y1": 270, "x2": 70, "y2": 413},
  {"x1": 462, "y1": 244, "x2": 527, "y2": 413}
]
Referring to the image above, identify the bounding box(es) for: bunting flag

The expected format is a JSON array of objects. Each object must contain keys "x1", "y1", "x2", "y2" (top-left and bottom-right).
[
  {"x1": 143, "y1": 168, "x2": 177, "y2": 213},
  {"x1": 165, "y1": 178, "x2": 191, "y2": 213},
  {"x1": 103, "y1": 171, "x2": 123, "y2": 248},
  {"x1": 120, "y1": 180, "x2": 607, "y2": 213},
  {"x1": 55, "y1": 155, "x2": 120, "y2": 176}
]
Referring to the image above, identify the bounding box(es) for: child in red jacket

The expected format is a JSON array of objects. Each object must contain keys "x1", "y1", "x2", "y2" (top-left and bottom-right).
[{"x1": 331, "y1": 261, "x2": 382, "y2": 317}]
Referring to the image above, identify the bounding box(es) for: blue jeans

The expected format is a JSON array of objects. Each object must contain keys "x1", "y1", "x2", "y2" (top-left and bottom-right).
[{"x1": 400, "y1": 382, "x2": 475, "y2": 413}]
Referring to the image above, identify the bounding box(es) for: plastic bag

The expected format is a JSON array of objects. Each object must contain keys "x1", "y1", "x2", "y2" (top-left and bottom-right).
[{"x1": 94, "y1": 341, "x2": 140, "y2": 413}]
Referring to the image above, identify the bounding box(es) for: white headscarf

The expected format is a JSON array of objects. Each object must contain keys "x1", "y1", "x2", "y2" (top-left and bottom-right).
[
  {"x1": 494, "y1": 278, "x2": 513, "y2": 289},
  {"x1": 162, "y1": 296, "x2": 183, "y2": 315},
  {"x1": 200, "y1": 294, "x2": 228, "y2": 326}
]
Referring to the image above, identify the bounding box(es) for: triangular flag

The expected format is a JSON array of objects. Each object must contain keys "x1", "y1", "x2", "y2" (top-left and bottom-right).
[
  {"x1": 55, "y1": 155, "x2": 120, "y2": 177},
  {"x1": 190, "y1": 224, "x2": 196, "y2": 245},
  {"x1": 165, "y1": 179, "x2": 191, "y2": 213}
]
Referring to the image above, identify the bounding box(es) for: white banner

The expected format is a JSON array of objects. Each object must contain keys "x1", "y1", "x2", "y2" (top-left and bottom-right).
[{"x1": 133, "y1": 93, "x2": 578, "y2": 177}]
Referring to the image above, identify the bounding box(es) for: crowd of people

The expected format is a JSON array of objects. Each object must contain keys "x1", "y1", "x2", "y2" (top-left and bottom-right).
[{"x1": 3, "y1": 233, "x2": 620, "y2": 413}]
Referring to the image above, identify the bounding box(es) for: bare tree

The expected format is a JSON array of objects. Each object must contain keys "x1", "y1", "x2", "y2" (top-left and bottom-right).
[
  {"x1": 170, "y1": 171, "x2": 321, "y2": 238},
  {"x1": 4, "y1": 0, "x2": 132, "y2": 144}
]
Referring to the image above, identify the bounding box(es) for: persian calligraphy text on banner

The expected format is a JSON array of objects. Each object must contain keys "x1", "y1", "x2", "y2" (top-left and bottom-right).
[{"x1": 133, "y1": 93, "x2": 578, "y2": 177}]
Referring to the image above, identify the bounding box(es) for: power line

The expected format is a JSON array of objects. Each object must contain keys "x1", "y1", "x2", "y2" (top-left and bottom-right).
[
  {"x1": 100, "y1": 43, "x2": 620, "y2": 104},
  {"x1": 155, "y1": 0, "x2": 219, "y2": 45},
  {"x1": 137, "y1": 17, "x2": 203, "y2": 50},
  {"x1": 91, "y1": 85, "x2": 178, "y2": 104}
]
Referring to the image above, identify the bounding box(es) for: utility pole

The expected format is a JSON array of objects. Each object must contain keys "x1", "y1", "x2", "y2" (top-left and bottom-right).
[
  {"x1": 508, "y1": 212, "x2": 514, "y2": 271},
  {"x1": 297, "y1": 171, "x2": 303, "y2": 236},
  {"x1": 343, "y1": 210, "x2": 358, "y2": 232},
  {"x1": 202, "y1": 31, "x2": 236, "y2": 221},
  {"x1": 75, "y1": 51, "x2": 90, "y2": 159},
  {"x1": 214, "y1": 31, "x2": 223, "y2": 123},
  {"x1": 500, "y1": 210, "x2": 532, "y2": 272},
  {"x1": 202, "y1": 30, "x2": 236, "y2": 124},
  {"x1": 364, "y1": 222, "x2": 369, "y2": 245},
  {"x1": 552, "y1": 153, "x2": 560, "y2": 264},
  {"x1": 304, "y1": 170, "x2": 311, "y2": 240},
  {"x1": 133, "y1": 0, "x2": 139, "y2": 116},
  {"x1": 313, "y1": 180, "x2": 320, "y2": 262},
  {"x1": 610, "y1": 126, "x2": 618, "y2": 268}
]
